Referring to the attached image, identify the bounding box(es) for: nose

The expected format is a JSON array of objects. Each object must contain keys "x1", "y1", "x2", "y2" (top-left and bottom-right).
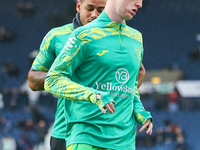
[
  {"x1": 135, "y1": 0, "x2": 143, "y2": 8},
  {"x1": 91, "y1": 9, "x2": 99, "y2": 19}
]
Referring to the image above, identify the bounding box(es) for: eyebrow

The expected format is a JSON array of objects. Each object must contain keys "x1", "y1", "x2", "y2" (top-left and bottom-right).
[{"x1": 86, "y1": 4, "x2": 105, "y2": 9}]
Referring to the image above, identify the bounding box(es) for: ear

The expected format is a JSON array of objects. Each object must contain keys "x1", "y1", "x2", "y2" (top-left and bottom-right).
[{"x1": 76, "y1": 0, "x2": 81, "y2": 13}]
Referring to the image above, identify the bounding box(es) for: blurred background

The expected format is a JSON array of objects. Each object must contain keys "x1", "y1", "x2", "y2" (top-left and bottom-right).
[{"x1": 0, "y1": 0, "x2": 200, "y2": 150}]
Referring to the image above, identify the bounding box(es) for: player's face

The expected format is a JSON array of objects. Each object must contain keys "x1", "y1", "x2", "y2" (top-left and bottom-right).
[
  {"x1": 77, "y1": 0, "x2": 106, "y2": 25},
  {"x1": 116, "y1": 0, "x2": 143, "y2": 20}
]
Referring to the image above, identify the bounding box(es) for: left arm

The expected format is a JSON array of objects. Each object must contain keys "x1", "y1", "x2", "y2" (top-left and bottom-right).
[
  {"x1": 133, "y1": 33, "x2": 152, "y2": 134},
  {"x1": 133, "y1": 86, "x2": 153, "y2": 135},
  {"x1": 137, "y1": 63, "x2": 145, "y2": 88}
]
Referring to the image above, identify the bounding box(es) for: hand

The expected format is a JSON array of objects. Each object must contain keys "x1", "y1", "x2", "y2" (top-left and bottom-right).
[
  {"x1": 96, "y1": 94, "x2": 115, "y2": 114},
  {"x1": 101, "y1": 102, "x2": 115, "y2": 114},
  {"x1": 139, "y1": 119, "x2": 153, "y2": 135}
]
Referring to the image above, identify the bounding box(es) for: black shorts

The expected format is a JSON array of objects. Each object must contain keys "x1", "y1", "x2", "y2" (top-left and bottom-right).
[{"x1": 50, "y1": 136, "x2": 66, "y2": 150}]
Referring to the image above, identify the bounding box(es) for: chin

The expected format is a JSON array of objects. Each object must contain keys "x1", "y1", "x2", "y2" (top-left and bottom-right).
[
  {"x1": 125, "y1": 16, "x2": 133, "y2": 20},
  {"x1": 123, "y1": 13, "x2": 134, "y2": 20}
]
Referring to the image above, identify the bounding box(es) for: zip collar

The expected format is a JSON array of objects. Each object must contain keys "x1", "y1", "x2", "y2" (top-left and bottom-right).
[
  {"x1": 97, "y1": 11, "x2": 126, "y2": 29},
  {"x1": 73, "y1": 13, "x2": 83, "y2": 30}
]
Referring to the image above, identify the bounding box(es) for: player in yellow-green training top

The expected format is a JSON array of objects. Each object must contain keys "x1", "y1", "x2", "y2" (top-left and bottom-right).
[
  {"x1": 44, "y1": 0, "x2": 153, "y2": 149},
  {"x1": 28, "y1": 0, "x2": 107, "y2": 149}
]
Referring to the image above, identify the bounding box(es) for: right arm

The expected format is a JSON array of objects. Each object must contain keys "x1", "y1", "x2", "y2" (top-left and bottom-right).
[
  {"x1": 28, "y1": 68, "x2": 47, "y2": 91},
  {"x1": 44, "y1": 34, "x2": 114, "y2": 113},
  {"x1": 28, "y1": 30, "x2": 56, "y2": 91}
]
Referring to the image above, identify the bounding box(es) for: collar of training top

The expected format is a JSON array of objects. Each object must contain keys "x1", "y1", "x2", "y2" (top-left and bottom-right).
[
  {"x1": 73, "y1": 13, "x2": 83, "y2": 30},
  {"x1": 98, "y1": 10, "x2": 126, "y2": 28}
]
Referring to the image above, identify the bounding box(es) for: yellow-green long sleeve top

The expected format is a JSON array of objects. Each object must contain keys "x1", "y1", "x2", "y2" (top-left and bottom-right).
[{"x1": 45, "y1": 11, "x2": 152, "y2": 150}]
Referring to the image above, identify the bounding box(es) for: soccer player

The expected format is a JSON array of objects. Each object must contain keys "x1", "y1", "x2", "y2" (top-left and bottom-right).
[
  {"x1": 28, "y1": 0, "x2": 107, "y2": 149},
  {"x1": 44, "y1": 0, "x2": 153, "y2": 149}
]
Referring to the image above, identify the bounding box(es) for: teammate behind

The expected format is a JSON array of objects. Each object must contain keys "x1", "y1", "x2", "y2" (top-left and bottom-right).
[{"x1": 28, "y1": 0, "x2": 106, "y2": 149}]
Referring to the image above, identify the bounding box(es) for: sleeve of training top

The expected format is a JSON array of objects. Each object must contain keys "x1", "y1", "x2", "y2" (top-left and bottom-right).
[
  {"x1": 44, "y1": 31, "x2": 114, "y2": 110},
  {"x1": 133, "y1": 86, "x2": 153, "y2": 125},
  {"x1": 31, "y1": 30, "x2": 57, "y2": 72},
  {"x1": 133, "y1": 39, "x2": 153, "y2": 125}
]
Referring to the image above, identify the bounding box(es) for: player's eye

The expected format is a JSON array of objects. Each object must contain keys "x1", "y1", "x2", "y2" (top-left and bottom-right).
[
  {"x1": 86, "y1": 7, "x2": 94, "y2": 11},
  {"x1": 98, "y1": 8, "x2": 104, "y2": 13}
]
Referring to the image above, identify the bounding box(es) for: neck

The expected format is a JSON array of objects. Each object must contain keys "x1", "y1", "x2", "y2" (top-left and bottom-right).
[{"x1": 104, "y1": 1, "x2": 125, "y2": 24}]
